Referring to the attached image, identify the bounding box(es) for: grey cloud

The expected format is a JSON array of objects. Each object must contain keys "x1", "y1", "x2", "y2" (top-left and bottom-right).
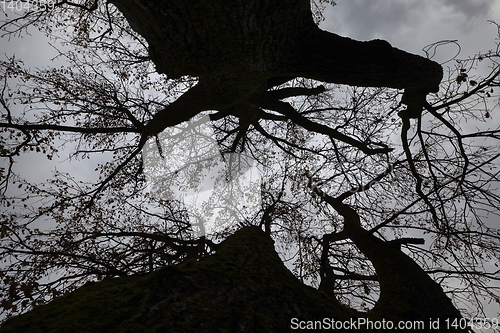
[
  {"x1": 322, "y1": 0, "x2": 425, "y2": 42},
  {"x1": 442, "y1": 0, "x2": 495, "y2": 21},
  {"x1": 322, "y1": 0, "x2": 499, "y2": 58}
]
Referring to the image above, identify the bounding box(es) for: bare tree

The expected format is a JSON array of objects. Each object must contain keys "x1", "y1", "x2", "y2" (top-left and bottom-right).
[{"x1": 0, "y1": 0, "x2": 499, "y2": 330}]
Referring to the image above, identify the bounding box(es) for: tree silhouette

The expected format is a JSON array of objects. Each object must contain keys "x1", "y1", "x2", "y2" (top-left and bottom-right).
[{"x1": 0, "y1": 0, "x2": 499, "y2": 331}]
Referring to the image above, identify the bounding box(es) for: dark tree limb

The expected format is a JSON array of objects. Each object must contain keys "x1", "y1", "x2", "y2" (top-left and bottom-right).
[
  {"x1": 266, "y1": 85, "x2": 326, "y2": 100},
  {"x1": 0, "y1": 122, "x2": 140, "y2": 134},
  {"x1": 261, "y1": 98, "x2": 392, "y2": 155},
  {"x1": 400, "y1": 115, "x2": 440, "y2": 228},
  {"x1": 296, "y1": 31, "x2": 442, "y2": 92},
  {"x1": 306, "y1": 176, "x2": 463, "y2": 326},
  {"x1": 111, "y1": 0, "x2": 443, "y2": 136},
  {"x1": 143, "y1": 79, "x2": 240, "y2": 136},
  {"x1": 387, "y1": 237, "x2": 425, "y2": 250}
]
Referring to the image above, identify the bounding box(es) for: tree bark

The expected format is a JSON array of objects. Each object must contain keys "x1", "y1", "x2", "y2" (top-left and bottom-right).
[
  {"x1": 109, "y1": 0, "x2": 312, "y2": 80},
  {"x1": 316, "y1": 190, "x2": 464, "y2": 330},
  {"x1": 0, "y1": 227, "x2": 361, "y2": 333},
  {"x1": 110, "y1": 0, "x2": 442, "y2": 106},
  {"x1": 345, "y1": 222, "x2": 463, "y2": 326},
  {"x1": 295, "y1": 30, "x2": 442, "y2": 91},
  {"x1": 0, "y1": 227, "x2": 466, "y2": 332}
]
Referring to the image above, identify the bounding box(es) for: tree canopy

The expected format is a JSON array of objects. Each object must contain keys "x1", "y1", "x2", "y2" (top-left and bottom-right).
[{"x1": 0, "y1": 0, "x2": 499, "y2": 330}]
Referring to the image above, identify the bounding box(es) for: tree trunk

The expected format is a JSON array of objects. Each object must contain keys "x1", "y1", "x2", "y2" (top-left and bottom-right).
[
  {"x1": 87, "y1": 2, "x2": 462, "y2": 330},
  {"x1": 315, "y1": 190, "x2": 465, "y2": 331},
  {"x1": 345, "y1": 223, "x2": 463, "y2": 327},
  {"x1": 0, "y1": 227, "x2": 466, "y2": 332},
  {"x1": 110, "y1": 0, "x2": 442, "y2": 115},
  {"x1": 0, "y1": 227, "x2": 361, "y2": 333}
]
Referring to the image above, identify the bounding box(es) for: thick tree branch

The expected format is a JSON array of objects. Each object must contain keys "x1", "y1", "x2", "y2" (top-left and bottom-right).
[
  {"x1": 0, "y1": 122, "x2": 140, "y2": 134},
  {"x1": 306, "y1": 175, "x2": 462, "y2": 323},
  {"x1": 261, "y1": 98, "x2": 391, "y2": 155},
  {"x1": 112, "y1": 0, "x2": 443, "y2": 127},
  {"x1": 266, "y1": 85, "x2": 326, "y2": 100},
  {"x1": 387, "y1": 237, "x2": 425, "y2": 250},
  {"x1": 296, "y1": 30, "x2": 443, "y2": 92},
  {"x1": 143, "y1": 79, "x2": 247, "y2": 136}
]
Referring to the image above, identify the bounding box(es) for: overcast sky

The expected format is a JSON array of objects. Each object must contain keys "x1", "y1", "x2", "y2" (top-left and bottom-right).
[
  {"x1": 323, "y1": 0, "x2": 500, "y2": 60},
  {"x1": 1, "y1": 0, "x2": 500, "y2": 319}
]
